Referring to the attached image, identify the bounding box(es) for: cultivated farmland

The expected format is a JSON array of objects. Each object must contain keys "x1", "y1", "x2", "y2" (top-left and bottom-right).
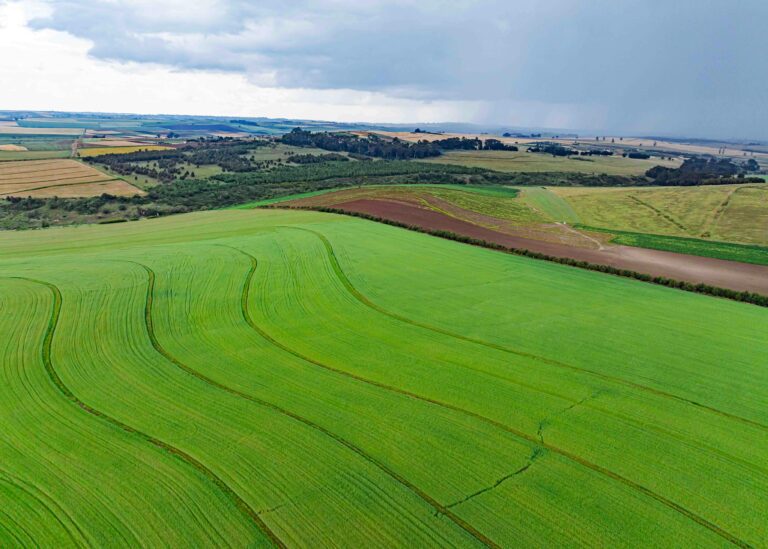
[
  {"x1": 424, "y1": 149, "x2": 680, "y2": 176},
  {"x1": 77, "y1": 145, "x2": 174, "y2": 157},
  {"x1": 0, "y1": 159, "x2": 141, "y2": 197},
  {"x1": 281, "y1": 184, "x2": 768, "y2": 293},
  {"x1": 0, "y1": 208, "x2": 766, "y2": 547},
  {"x1": 553, "y1": 184, "x2": 768, "y2": 245}
]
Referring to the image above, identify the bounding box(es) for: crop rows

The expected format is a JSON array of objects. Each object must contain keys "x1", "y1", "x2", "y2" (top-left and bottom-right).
[{"x1": 0, "y1": 208, "x2": 766, "y2": 546}]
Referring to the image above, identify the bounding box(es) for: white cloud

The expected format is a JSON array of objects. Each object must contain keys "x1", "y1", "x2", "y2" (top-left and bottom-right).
[
  {"x1": 0, "y1": 1, "x2": 482, "y2": 123},
  {"x1": 2, "y1": 0, "x2": 767, "y2": 138}
]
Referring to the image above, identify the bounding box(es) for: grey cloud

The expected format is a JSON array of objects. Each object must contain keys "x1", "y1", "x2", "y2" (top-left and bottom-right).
[{"x1": 30, "y1": 0, "x2": 768, "y2": 138}]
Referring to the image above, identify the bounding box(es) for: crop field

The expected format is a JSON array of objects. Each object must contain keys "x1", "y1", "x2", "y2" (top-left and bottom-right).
[
  {"x1": 423, "y1": 150, "x2": 680, "y2": 176},
  {"x1": 77, "y1": 145, "x2": 174, "y2": 157},
  {"x1": 0, "y1": 208, "x2": 766, "y2": 546},
  {"x1": 553, "y1": 184, "x2": 768, "y2": 245},
  {"x1": 581, "y1": 227, "x2": 768, "y2": 266},
  {"x1": 0, "y1": 159, "x2": 140, "y2": 197},
  {"x1": 0, "y1": 122, "x2": 84, "y2": 136},
  {"x1": 0, "y1": 150, "x2": 70, "y2": 161},
  {"x1": 519, "y1": 187, "x2": 581, "y2": 223}
]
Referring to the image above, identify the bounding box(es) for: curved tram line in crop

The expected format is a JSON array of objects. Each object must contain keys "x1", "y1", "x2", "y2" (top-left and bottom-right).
[
  {"x1": 285, "y1": 226, "x2": 768, "y2": 433},
  {"x1": 123, "y1": 260, "x2": 498, "y2": 548},
  {"x1": 11, "y1": 277, "x2": 285, "y2": 549},
  {"x1": 222, "y1": 243, "x2": 750, "y2": 548}
]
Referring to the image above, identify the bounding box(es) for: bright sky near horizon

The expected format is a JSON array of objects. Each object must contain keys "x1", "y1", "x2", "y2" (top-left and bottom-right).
[{"x1": 1, "y1": 0, "x2": 766, "y2": 139}]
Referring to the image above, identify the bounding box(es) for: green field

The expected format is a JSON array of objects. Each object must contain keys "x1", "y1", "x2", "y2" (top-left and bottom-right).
[
  {"x1": 424, "y1": 150, "x2": 680, "y2": 176},
  {"x1": 520, "y1": 187, "x2": 581, "y2": 223},
  {"x1": 0, "y1": 150, "x2": 70, "y2": 161},
  {"x1": 581, "y1": 226, "x2": 768, "y2": 266},
  {"x1": 553, "y1": 184, "x2": 768, "y2": 245},
  {"x1": 0, "y1": 208, "x2": 766, "y2": 546}
]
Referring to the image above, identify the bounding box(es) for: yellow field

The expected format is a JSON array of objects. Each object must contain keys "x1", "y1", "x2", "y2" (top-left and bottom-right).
[
  {"x1": 81, "y1": 139, "x2": 159, "y2": 147},
  {"x1": 78, "y1": 145, "x2": 174, "y2": 157},
  {"x1": 24, "y1": 180, "x2": 145, "y2": 198},
  {"x1": 0, "y1": 159, "x2": 141, "y2": 197},
  {"x1": 0, "y1": 144, "x2": 28, "y2": 151},
  {"x1": 552, "y1": 184, "x2": 768, "y2": 245}
]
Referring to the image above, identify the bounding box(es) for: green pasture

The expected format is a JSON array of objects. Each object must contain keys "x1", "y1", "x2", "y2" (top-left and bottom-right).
[{"x1": 0, "y1": 209, "x2": 766, "y2": 546}]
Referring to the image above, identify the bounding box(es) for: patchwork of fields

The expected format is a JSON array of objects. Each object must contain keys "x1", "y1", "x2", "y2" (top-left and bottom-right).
[
  {"x1": 77, "y1": 145, "x2": 174, "y2": 157},
  {"x1": 279, "y1": 184, "x2": 768, "y2": 291},
  {"x1": 0, "y1": 159, "x2": 141, "y2": 198},
  {"x1": 1, "y1": 208, "x2": 766, "y2": 546}
]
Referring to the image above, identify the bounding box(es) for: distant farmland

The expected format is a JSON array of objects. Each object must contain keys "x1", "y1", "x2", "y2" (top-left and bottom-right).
[
  {"x1": 0, "y1": 159, "x2": 141, "y2": 197},
  {"x1": 0, "y1": 208, "x2": 766, "y2": 546},
  {"x1": 424, "y1": 149, "x2": 680, "y2": 176},
  {"x1": 78, "y1": 145, "x2": 174, "y2": 157}
]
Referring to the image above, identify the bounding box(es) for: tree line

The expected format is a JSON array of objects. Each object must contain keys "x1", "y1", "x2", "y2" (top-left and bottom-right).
[{"x1": 646, "y1": 157, "x2": 765, "y2": 186}]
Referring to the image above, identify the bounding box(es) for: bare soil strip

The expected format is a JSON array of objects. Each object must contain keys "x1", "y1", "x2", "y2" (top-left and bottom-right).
[{"x1": 330, "y1": 199, "x2": 768, "y2": 295}]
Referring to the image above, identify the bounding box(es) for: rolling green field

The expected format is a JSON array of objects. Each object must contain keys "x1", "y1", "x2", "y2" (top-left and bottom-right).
[
  {"x1": 0, "y1": 208, "x2": 767, "y2": 546},
  {"x1": 423, "y1": 150, "x2": 680, "y2": 176}
]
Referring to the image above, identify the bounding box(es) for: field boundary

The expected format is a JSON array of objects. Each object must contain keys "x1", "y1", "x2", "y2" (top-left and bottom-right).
[
  {"x1": 273, "y1": 206, "x2": 768, "y2": 308},
  {"x1": 284, "y1": 224, "x2": 768, "y2": 432}
]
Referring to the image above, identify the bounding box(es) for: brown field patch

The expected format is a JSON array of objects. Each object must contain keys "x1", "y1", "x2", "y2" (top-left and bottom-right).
[
  {"x1": 0, "y1": 159, "x2": 141, "y2": 197},
  {"x1": 323, "y1": 198, "x2": 768, "y2": 294},
  {"x1": 16, "y1": 180, "x2": 144, "y2": 198},
  {"x1": 0, "y1": 144, "x2": 28, "y2": 151}
]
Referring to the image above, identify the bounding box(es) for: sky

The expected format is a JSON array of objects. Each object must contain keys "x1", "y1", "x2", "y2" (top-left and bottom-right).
[{"x1": 1, "y1": 0, "x2": 766, "y2": 139}]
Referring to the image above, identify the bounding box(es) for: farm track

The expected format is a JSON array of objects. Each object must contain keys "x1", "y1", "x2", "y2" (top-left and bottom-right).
[
  {"x1": 287, "y1": 226, "x2": 768, "y2": 433},
  {"x1": 11, "y1": 277, "x2": 282, "y2": 549},
  {"x1": 131, "y1": 258, "x2": 497, "y2": 549},
  {"x1": 628, "y1": 195, "x2": 688, "y2": 232},
  {"x1": 707, "y1": 185, "x2": 767, "y2": 237},
  {"x1": 226, "y1": 242, "x2": 749, "y2": 547}
]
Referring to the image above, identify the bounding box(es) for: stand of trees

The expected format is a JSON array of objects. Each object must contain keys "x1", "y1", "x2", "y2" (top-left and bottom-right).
[
  {"x1": 83, "y1": 138, "x2": 271, "y2": 182},
  {"x1": 646, "y1": 157, "x2": 765, "y2": 186},
  {"x1": 280, "y1": 128, "x2": 518, "y2": 159},
  {"x1": 527, "y1": 143, "x2": 576, "y2": 156}
]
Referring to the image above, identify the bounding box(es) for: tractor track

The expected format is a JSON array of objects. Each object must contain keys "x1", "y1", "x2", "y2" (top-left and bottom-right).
[
  {"x1": 128, "y1": 260, "x2": 497, "y2": 549},
  {"x1": 224, "y1": 245, "x2": 750, "y2": 548},
  {"x1": 286, "y1": 226, "x2": 768, "y2": 433},
  {"x1": 11, "y1": 277, "x2": 284, "y2": 549}
]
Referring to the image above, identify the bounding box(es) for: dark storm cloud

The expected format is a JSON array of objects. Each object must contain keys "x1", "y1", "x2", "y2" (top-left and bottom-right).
[{"x1": 30, "y1": 0, "x2": 768, "y2": 138}]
